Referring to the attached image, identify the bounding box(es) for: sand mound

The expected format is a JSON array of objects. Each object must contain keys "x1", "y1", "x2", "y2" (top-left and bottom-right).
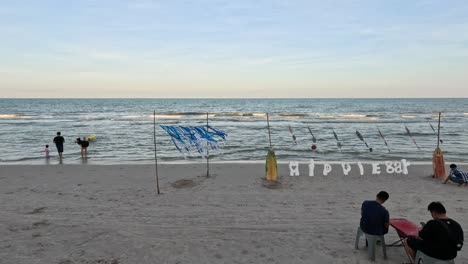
[
  {"x1": 262, "y1": 178, "x2": 282, "y2": 189},
  {"x1": 171, "y1": 179, "x2": 196, "y2": 189}
]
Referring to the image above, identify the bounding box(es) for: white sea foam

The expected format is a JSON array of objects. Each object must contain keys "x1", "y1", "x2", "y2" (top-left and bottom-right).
[
  {"x1": 401, "y1": 115, "x2": 416, "y2": 118},
  {"x1": 319, "y1": 115, "x2": 336, "y2": 119},
  {"x1": 339, "y1": 114, "x2": 367, "y2": 119},
  {"x1": 152, "y1": 114, "x2": 183, "y2": 119},
  {"x1": 121, "y1": 115, "x2": 143, "y2": 119},
  {"x1": 0, "y1": 114, "x2": 30, "y2": 119},
  {"x1": 318, "y1": 114, "x2": 378, "y2": 120}
]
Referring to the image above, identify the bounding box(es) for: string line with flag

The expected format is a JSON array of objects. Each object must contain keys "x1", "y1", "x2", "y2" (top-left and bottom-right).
[{"x1": 160, "y1": 125, "x2": 227, "y2": 156}]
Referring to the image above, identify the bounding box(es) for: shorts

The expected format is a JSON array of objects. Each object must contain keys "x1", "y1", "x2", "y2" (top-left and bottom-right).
[
  {"x1": 449, "y1": 176, "x2": 464, "y2": 184},
  {"x1": 56, "y1": 145, "x2": 64, "y2": 153}
]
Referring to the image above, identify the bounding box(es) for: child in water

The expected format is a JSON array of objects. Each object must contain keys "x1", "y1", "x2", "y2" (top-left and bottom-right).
[
  {"x1": 45, "y1": 145, "x2": 49, "y2": 158},
  {"x1": 75, "y1": 138, "x2": 89, "y2": 158}
]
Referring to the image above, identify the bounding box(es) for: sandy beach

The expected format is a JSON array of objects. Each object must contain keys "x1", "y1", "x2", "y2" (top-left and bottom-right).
[{"x1": 0, "y1": 163, "x2": 467, "y2": 264}]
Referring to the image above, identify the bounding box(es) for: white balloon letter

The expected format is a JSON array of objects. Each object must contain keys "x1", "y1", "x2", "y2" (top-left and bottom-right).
[
  {"x1": 401, "y1": 159, "x2": 411, "y2": 175},
  {"x1": 358, "y1": 162, "x2": 364, "y2": 176},
  {"x1": 289, "y1": 161, "x2": 300, "y2": 176},
  {"x1": 372, "y1": 163, "x2": 381, "y2": 175},
  {"x1": 323, "y1": 163, "x2": 332, "y2": 176},
  {"x1": 309, "y1": 159, "x2": 315, "y2": 177},
  {"x1": 341, "y1": 163, "x2": 351, "y2": 176}
]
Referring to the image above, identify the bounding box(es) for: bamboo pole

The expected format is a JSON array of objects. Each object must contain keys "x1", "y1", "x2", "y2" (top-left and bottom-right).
[
  {"x1": 206, "y1": 112, "x2": 210, "y2": 177},
  {"x1": 153, "y1": 110, "x2": 160, "y2": 194},
  {"x1": 437, "y1": 112, "x2": 441, "y2": 148},
  {"x1": 267, "y1": 113, "x2": 272, "y2": 149}
]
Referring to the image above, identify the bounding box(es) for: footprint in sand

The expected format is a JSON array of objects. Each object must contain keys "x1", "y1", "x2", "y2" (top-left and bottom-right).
[
  {"x1": 27, "y1": 207, "x2": 47, "y2": 214},
  {"x1": 32, "y1": 220, "x2": 50, "y2": 228}
]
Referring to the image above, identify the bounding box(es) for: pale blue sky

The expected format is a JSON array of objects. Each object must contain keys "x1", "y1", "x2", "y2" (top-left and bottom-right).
[{"x1": 1, "y1": 0, "x2": 467, "y2": 98}]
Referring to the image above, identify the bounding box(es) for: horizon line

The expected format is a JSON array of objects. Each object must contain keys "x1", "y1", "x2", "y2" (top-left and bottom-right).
[{"x1": 1, "y1": 97, "x2": 467, "y2": 100}]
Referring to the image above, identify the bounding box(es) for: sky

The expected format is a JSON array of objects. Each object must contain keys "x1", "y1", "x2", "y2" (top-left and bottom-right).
[{"x1": 1, "y1": 0, "x2": 468, "y2": 98}]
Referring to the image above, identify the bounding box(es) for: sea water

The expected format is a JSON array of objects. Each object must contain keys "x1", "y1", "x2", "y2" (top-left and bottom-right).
[{"x1": 0, "y1": 98, "x2": 467, "y2": 165}]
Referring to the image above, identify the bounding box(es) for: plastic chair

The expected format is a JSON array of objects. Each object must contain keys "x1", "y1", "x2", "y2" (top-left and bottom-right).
[
  {"x1": 355, "y1": 226, "x2": 387, "y2": 261},
  {"x1": 354, "y1": 227, "x2": 388, "y2": 261},
  {"x1": 415, "y1": 251, "x2": 455, "y2": 264}
]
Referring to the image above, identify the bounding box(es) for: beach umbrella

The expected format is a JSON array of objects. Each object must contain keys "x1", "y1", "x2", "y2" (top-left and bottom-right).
[
  {"x1": 356, "y1": 130, "x2": 372, "y2": 152},
  {"x1": 333, "y1": 129, "x2": 343, "y2": 152},
  {"x1": 433, "y1": 112, "x2": 446, "y2": 178},
  {"x1": 377, "y1": 127, "x2": 391, "y2": 153},
  {"x1": 266, "y1": 113, "x2": 278, "y2": 181},
  {"x1": 405, "y1": 125, "x2": 422, "y2": 151}
]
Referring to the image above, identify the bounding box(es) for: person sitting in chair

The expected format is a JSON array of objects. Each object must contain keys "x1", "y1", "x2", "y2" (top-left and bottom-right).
[
  {"x1": 404, "y1": 202, "x2": 464, "y2": 262},
  {"x1": 360, "y1": 191, "x2": 390, "y2": 236}
]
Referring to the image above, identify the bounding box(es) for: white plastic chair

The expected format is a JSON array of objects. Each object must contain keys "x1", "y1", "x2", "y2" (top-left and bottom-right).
[
  {"x1": 355, "y1": 226, "x2": 387, "y2": 261},
  {"x1": 415, "y1": 251, "x2": 455, "y2": 264}
]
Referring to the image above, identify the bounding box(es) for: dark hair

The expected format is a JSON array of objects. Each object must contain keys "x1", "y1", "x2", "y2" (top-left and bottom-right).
[
  {"x1": 450, "y1": 164, "x2": 457, "y2": 169},
  {"x1": 57, "y1": 132, "x2": 61, "y2": 136},
  {"x1": 46, "y1": 145, "x2": 49, "y2": 148},
  {"x1": 377, "y1": 191, "x2": 389, "y2": 201},
  {"x1": 428, "y1": 202, "x2": 446, "y2": 214}
]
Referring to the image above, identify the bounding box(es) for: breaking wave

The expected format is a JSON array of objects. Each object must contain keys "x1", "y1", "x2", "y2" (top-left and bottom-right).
[{"x1": 0, "y1": 114, "x2": 30, "y2": 119}]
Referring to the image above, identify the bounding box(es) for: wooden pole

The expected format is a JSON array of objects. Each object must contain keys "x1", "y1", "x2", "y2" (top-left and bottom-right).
[
  {"x1": 437, "y1": 112, "x2": 441, "y2": 148},
  {"x1": 206, "y1": 112, "x2": 210, "y2": 177},
  {"x1": 153, "y1": 110, "x2": 160, "y2": 194},
  {"x1": 267, "y1": 113, "x2": 272, "y2": 149}
]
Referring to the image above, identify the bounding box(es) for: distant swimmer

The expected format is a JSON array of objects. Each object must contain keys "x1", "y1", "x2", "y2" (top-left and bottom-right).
[
  {"x1": 53, "y1": 132, "x2": 65, "y2": 159},
  {"x1": 76, "y1": 138, "x2": 89, "y2": 158}
]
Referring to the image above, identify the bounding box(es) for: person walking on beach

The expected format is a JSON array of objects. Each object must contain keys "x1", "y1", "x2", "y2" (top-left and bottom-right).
[
  {"x1": 404, "y1": 202, "x2": 464, "y2": 262},
  {"x1": 443, "y1": 164, "x2": 468, "y2": 186},
  {"x1": 53, "y1": 132, "x2": 65, "y2": 159},
  {"x1": 75, "y1": 137, "x2": 89, "y2": 158},
  {"x1": 45, "y1": 145, "x2": 49, "y2": 158},
  {"x1": 360, "y1": 191, "x2": 390, "y2": 236}
]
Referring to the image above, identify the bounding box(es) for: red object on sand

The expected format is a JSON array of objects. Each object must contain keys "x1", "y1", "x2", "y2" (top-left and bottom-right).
[{"x1": 390, "y1": 218, "x2": 422, "y2": 239}]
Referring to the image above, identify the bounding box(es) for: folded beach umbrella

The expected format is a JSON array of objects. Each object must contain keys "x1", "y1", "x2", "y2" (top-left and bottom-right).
[
  {"x1": 432, "y1": 112, "x2": 445, "y2": 178},
  {"x1": 266, "y1": 113, "x2": 278, "y2": 181}
]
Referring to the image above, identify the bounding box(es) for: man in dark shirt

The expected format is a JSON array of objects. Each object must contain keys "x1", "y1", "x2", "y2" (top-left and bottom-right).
[
  {"x1": 360, "y1": 191, "x2": 390, "y2": 235},
  {"x1": 405, "y1": 202, "x2": 464, "y2": 261},
  {"x1": 53, "y1": 132, "x2": 65, "y2": 159}
]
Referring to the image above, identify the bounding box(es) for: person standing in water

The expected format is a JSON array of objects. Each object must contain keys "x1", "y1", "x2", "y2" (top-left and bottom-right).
[{"x1": 53, "y1": 132, "x2": 65, "y2": 159}]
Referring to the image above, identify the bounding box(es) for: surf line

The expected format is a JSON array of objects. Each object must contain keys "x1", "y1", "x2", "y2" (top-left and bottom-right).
[{"x1": 288, "y1": 159, "x2": 411, "y2": 177}]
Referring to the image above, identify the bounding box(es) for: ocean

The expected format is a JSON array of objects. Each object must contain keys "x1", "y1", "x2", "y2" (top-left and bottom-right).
[{"x1": 1, "y1": 98, "x2": 467, "y2": 165}]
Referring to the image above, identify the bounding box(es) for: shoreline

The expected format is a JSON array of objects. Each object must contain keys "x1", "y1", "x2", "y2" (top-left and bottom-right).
[{"x1": 2, "y1": 160, "x2": 468, "y2": 166}]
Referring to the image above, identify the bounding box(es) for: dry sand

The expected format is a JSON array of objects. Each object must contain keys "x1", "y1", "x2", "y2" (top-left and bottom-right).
[{"x1": 0, "y1": 163, "x2": 467, "y2": 264}]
